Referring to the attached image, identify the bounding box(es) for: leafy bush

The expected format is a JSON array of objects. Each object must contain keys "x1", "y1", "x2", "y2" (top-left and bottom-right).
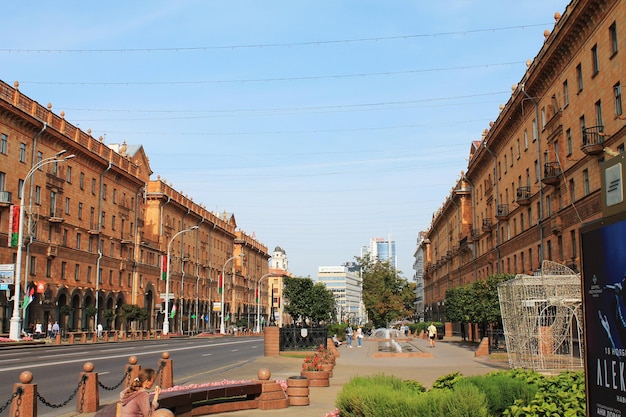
[
  {"x1": 335, "y1": 370, "x2": 584, "y2": 417},
  {"x1": 430, "y1": 372, "x2": 464, "y2": 390},
  {"x1": 502, "y1": 371, "x2": 585, "y2": 417},
  {"x1": 465, "y1": 373, "x2": 538, "y2": 416}
]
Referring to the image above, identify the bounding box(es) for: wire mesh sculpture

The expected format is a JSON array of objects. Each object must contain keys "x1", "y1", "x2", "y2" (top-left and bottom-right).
[{"x1": 497, "y1": 260, "x2": 584, "y2": 371}]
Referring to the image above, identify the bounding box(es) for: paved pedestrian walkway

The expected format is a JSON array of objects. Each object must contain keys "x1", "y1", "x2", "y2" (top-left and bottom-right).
[{"x1": 59, "y1": 335, "x2": 508, "y2": 417}]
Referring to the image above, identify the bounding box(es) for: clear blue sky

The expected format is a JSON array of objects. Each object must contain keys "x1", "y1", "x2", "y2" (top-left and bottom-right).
[{"x1": 3, "y1": 1, "x2": 570, "y2": 279}]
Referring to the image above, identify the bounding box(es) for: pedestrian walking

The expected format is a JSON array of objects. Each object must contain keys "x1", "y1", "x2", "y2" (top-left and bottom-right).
[
  {"x1": 427, "y1": 322, "x2": 438, "y2": 348},
  {"x1": 356, "y1": 326, "x2": 363, "y2": 347}
]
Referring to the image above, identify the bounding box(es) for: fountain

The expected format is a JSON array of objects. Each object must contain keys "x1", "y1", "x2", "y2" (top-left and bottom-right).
[{"x1": 368, "y1": 328, "x2": 431, "y2": 358}]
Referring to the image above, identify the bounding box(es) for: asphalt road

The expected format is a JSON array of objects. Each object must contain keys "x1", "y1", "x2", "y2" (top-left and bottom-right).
[{"x1": 0, "y1": 336, "x2": 264, "y2": 417}]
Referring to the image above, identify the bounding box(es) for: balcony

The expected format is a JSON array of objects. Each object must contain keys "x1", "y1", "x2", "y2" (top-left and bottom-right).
[
  {"x1": 542, "y1": 162, "x2": 562, "y2": 186},
  {"x1": 516, "y1": 186, "x2": 531, "y2": 205},
  {"x1": 47, "y1": 244, "x2": 58, "y2": 257},
  {"x1": 581, "y1": 126, "x2": 606, "y2": 155},
  {"x1": 120, "y1": 233, "x2": 133, "y2": 244},
  {"x1": 471, "y1": 228, "x2": 481, "y2": 241},
  {"x1": 495, "y1": 204, "x2": 509, "y2": 220},
  {"x1": 48, "y1": 210, "x2": 64, "y2": 223},
  {"x1": 0, "y1": 191, "x2": 11, "y2": 207},
  {"x1": 482, "y1": 218, "x2": 493, "y2": 231}
]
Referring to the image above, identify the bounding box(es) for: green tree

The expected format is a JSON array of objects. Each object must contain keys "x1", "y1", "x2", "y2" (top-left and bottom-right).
[
  {"x1": 120, "y1": 304, "x2": 149, "y2": 330},
  {"x1": 444, "y1": 273, "x2": 513, "y2": 337},
  {"x1": 283, "y1": 277, "x2": 335, "y2": 325},
  {"x1": 358, "y1": 256, "x2": 414, "y2": 327}
]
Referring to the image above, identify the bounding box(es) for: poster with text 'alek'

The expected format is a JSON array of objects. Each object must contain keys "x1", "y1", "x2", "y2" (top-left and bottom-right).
[{"x1": 581, "y1": 216, "x2": 626, "y2": 417}]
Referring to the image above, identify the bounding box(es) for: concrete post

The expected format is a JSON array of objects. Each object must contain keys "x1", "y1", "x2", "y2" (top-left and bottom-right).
[
  {"x1": 76, "y1": 362, "x2": 99, "y2": 413},
  {"x1": 9, "y1": 371, "x2": 36, "y2": 417},
  {"x1": 157, "y1": 352, "x2": 174, "y2": 389},
  {"x1": 124, "y1": 356, "x2": 141, "y2": 388}
]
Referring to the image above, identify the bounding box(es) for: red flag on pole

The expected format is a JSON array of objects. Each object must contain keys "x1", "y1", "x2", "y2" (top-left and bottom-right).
[
  {"x1": 161, "y1": 255, "x2": 167, "y2": 280},
  {"x1": 218, "y1": 274, "x2": 223, "y2": 294}
]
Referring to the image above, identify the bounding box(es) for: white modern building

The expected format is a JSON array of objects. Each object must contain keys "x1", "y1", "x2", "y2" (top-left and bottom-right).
[
  {"x1": 316, "y1": 266, "x2": 364, "y2": 324},
  {"x1": 413, "y1": 232, "x2": 427, "y2": 321},
  {"x1": 361, "y1": 237, "x2": 397, "y2": 269}
]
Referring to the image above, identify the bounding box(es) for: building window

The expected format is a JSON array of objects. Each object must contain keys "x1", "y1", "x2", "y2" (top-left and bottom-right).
[
  {"x1": 595, "y1": 100, "x2": 603, "y2": 126},
  {"x1": 534, "y1": 160, "x2": 539, "y2": 183},
  {"x1": 610, "y1": 22, "x2": 618, "y2": 55},
  {"x1": 0, "y1": 133, "x2": 7, "y2": 154},
  {"x1": 591, "y1": 44, "x2": 599, "y2": 75},
  {"x1": 103, "y1": 184, "x2": 107, "y2": 200},
  {"x1": 62, "y1": 228, "x2": 67, "y2": 246},
  {"x1": 545, "y1": 195, "x2": 551, "y2": 217},
  {"x1": 576, "y1": 63, "x2": 583, "y2": 92},
  {"x1": 80, "y1": 172, "x2": 84, "y2": 190},
  {"x1": 532, "y1": 118, "x2": 538, "y2": 142},
  {"x1": 78, "y1": 202, "x2": 83, "y2": 220},
  {"x1": 541, "y1": 107, "x2": 547, "y2": 129},
  {"x1": 87, "y1": 266, "x2": 92, "y2": 283},
  {"x1": 19, "y1": 143, "x2": 27, "y2": 162},
  {"x1": 524, "y1": 130, "x2": 529, "y2": 150},
  {"x1": 76, "y1": 233, "x2": 81, "y2": 250},
  {"x1": 566, "y1": 128, "x2": 572, "y2": 156},
  {"x1": 18, "y1": 179, "x2": 24, "y2": 199},
  {"x1": 615, "y1": 83, "x2": 623, "y2": 117},
  {"x1": 91, "y1": 178, "x2": 96, "y2": 195},
  {"x1": 37, "y1": 151, "x2": 43, "y2": 165},
  {"x1": 580, "y1": 115, "x2": 586, "y2": 141},
  {"x1": 563, "y1": 79, "x2": 569, "y2": 107},
  {"x1": 569, "y1": 178, "x2": 576, "y2": 202},
  {"x1": 516, "y1": 139, "x2": 521, "y2": 159},
  {"x1": 109, "y1": 270, "x2": 113, "y2": 285},
  {"x1": 29, "y1": 256, "x2": 36, "y2": 276},
  {"x1": 0, "y1": 172, "x2": 6, "y2": 192},
  {"x1": 101, "y1": 211, "x2": 106, "y2": 228},
  {"x1": 46, "y1": 259, "x2": 52, "y2": 278},
  {"x1": 65, "y1": 197, "x2": 70, "y2": 214},
  {"x1": 61, "y1": 262, "x2": 67, "y2": 280},
  {"x1": 113, "y1": 189, "x2": 117, "y2": 204},
  {"x1": 583, "y1": 169, "x2": 590, "y2": 195},
  {"x1": 66, "y1": 166, "x2": 72, "y2": 183},
  {"x1": 34, "y1": 186, "x2": 41, "y2": 205},
  {"x1": 74, "y1": 264, "x2": 80, "y2": 281},
  {"x1": 111, "y1": 215, "x2": 116, "y2": 230},
  {"x1": 571, "y1": 230, "x2": 578, "y2": 259}
]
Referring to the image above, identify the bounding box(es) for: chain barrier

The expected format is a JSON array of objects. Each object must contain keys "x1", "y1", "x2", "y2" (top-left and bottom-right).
[
  {"x1": 0, "y1": 387, "x2": 22, "y2": 415},
  {"x1": 98, "y1": 368, "x2": 130, "y2": 391},
  {"x1": 156, "y1": 359, "x2": 166, "y2": 387},
  {"x1": 36, "y1": 374, "x2": 87, "y2": 409}
]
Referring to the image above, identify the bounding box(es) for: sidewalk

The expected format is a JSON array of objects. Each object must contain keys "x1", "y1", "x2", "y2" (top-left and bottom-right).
[{"x1": 59, "y1": 336, "x2": 508, "y2": 417}]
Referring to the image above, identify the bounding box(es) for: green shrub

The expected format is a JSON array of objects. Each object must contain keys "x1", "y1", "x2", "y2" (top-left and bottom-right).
[
  {"x1": 502, "y1": 371, "x2": 585, "y2": 417},
  {"x1": 431, "y1": 372, "x2": 464, "y2": 390},
  {"x1": 443, "y1": 380, "x2": 490, "y2": 417},
  {"x1": 465, "y1": 373, "x2": 538, "y2": 416}
]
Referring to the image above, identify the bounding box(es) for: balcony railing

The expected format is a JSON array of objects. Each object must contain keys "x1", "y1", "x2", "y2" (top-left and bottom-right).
[
  {"x1": 496, "y1": 204, "x2": 509, "y2": 220},
  {"x1": 543, "y1": 162, "x2": 562, "y2": 185},
  {"x1": 581, "y1": 125, "x2": 606, "y2": 155},
  {"x1": 516, "y1": 186, "x2": 531, "y2": 205},
  {"x1": 482, "y1": 219, "x2": 493, "y2": 231},
  {"x1": 0, "y1": 191, "x2": 11, "y2": 205}
]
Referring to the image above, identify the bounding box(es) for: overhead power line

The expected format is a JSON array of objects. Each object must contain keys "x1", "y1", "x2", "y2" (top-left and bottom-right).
[
  {"x1": 0, "y1": 23, "x2": 550, "y2": 54},
  {"x1": 20, "y1": 62, "x2": 525, "y2": 86}
]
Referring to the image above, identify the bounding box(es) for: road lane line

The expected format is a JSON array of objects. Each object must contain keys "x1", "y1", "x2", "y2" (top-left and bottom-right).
[{"x1": 0, "y1": 338, "x2": 261, "y2": 373}]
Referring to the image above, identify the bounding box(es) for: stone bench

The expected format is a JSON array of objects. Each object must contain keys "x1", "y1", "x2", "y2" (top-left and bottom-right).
[{"x1": 155, "y1": 382, "x2": 263, "y2": 417}]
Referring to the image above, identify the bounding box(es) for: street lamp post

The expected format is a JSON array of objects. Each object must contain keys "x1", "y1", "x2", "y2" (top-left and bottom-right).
[
  {"x1": 10, "y1": 149, "x2": 75, "y2": 341},
  {"x1": 163, "y1": 225, "x2": 199, "y2": 335},
  {"x1": 220, "y1": 254, "x2": 242, "y2": 334},
  {"x1": 255, "y1": 273, "x2": 275, "y2": 333}
]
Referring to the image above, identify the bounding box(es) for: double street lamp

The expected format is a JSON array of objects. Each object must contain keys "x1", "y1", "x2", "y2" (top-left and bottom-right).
[
  {"x1": 163, "y1": 225, "x2": 199, "y2": 335},
  {"x1": 255, "y1": 273, "x2": 276, "y2": 333},
  {"x1": 220, "y1": 254, "x2": 243, "y2": 334},
  {"x1": 10, "y1": 149, "x2": 75, "y2": 341}
]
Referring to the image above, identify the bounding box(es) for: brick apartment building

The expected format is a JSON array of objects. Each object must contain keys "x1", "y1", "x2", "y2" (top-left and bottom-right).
[
  {"x1": 420, "y1": 0, "x2": 625, "y2": 323},
  {"x1": 0, "y1": 80, "x2": 270, "y2": 336}
]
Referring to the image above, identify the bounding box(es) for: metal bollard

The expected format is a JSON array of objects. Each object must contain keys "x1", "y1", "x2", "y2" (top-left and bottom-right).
[
  {"x1": 9, "y1": 371, "x2": 36, "y2": 417},
  {"x1": 76, "y1": 362, "x2": 99, "y2": 413},
  {"x1": 124, "y1": 356, "x2": 141, "y2": 388},
  {"x1": 157, "y1": 352, "x2": 174, "y2": 389}
]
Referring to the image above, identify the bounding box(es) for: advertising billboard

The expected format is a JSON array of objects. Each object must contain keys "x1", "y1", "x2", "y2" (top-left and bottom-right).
[{"x1": 581, "y1": 214, "x2": 626, "y2": 416}]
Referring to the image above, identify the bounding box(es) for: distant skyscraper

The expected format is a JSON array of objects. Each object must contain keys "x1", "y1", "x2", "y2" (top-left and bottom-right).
[{"x1": 361, "y1": 237, "x2": 397, "y2": 269}]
